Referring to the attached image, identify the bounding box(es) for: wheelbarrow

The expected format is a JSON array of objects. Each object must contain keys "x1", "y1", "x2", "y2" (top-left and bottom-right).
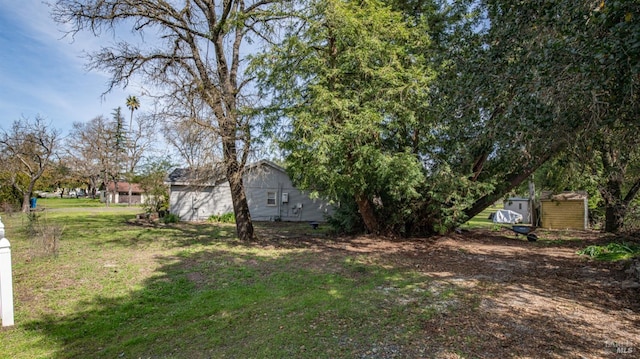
[{"x1": 506, "y1": 225, "x2": 538, "y2": 242}]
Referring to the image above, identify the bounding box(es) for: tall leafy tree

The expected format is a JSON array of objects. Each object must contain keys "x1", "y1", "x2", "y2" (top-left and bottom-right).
[
  {"x1": 457, "y1": 0, "x2": 640, "y2": 232},
  {"x1": 53, "y1": 0, "x2": 289, "y2": 241},
  {"x1": 437, "y1": 0, "x2": 585, "y2": 221},
  {"x1": 256, "y1": 0, "x2": 640, "y2": 235},
  {"x1": 109, "y1": 107, "x2": 126, "y2": 204},
  {"x1": 254, "y1": 0, "x2": 434, "y2": 234},
  {"x1": 424, "y1": 0, "x2": 640, "y2": 232},
  {"x1": 576, "y1": 0, "x2": 640, "y2": 232}
]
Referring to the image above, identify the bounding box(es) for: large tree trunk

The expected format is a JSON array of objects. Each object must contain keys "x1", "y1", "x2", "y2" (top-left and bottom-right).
[
  {"x1": 21, "y1": 192, "x2": 31, "y2": 213},
  {"x1": 20, "y1": 180, "x2": 37, "y2": 213},
  {"x1": 89, "y1": 176, "x2": 98, "y2": 199},
  {"x1": 604, "y1": 203, "x2": 625, "y2": 233},
  {"x1": 228, "y1": 169, "x2": 254, "y2": 241},
  {"x1": 355, "y1": 194, "x2": 380, "y2": 234},
  {"x1": 601, "y1": 177, "x2": 623, "y2": 233},
  {"x1": 222, "y1": 129, "x2": 254, "y2": 241},
  {"x1": 599, "y1": 176, "x2": 640, "y2": 233}
]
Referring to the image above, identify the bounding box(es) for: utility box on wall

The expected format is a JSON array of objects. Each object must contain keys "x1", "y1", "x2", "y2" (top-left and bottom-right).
[{"x1": 540, "y1": 191, "x2": 588, "y2": 230}]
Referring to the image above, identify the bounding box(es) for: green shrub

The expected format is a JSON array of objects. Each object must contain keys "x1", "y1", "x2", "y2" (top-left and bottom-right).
[
  {"x1": 0, "y1": 179, "x2": 22, "y2": 210},
  {"x1": 578, "y1": 245, "x2": 603, "y2": 257},
  {"x1": 208, "y1": 212, "x2": 235, "y2": 223},
  {"x1": 578, "y1": 242, "x2": 640, "y2": 261},
  {"x1": 163, "y1": 213, "x2": 180, "y2": 224}
]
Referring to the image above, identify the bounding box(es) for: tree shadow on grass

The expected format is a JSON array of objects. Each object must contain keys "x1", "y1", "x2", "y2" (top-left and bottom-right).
[
  {"x1": 109, "y1": 220, "x2": 338, "y2": 249},
  {"x1": 19, "y1": 238, "x2": 439, "y2": 358}
]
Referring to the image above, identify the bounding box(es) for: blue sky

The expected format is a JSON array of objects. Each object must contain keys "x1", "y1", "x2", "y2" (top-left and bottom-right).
[{"x1": 0, "y1": 0, "x2": 144, "y2": 136}]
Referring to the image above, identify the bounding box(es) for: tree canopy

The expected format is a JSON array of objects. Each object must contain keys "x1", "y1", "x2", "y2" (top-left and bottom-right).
[
  {"x1": 253, "y1": 0, "x2": 436, "y2": 234},
  {"x1": 254, "y1": 0, "x2": 640, "y2": 235}
]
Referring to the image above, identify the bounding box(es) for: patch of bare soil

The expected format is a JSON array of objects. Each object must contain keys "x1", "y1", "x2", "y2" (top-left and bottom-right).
[
  {"x1": 257, "y1": 223, "x2": 640, "y2": 358},
  {"x1": 413, "y1": 230, "x2": 639, "y2": 359}
]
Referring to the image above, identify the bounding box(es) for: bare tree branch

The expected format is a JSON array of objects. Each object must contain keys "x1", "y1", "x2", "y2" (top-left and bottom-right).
[{"x1": 0, "y1": 117, "x2": 60, "y2": 212}]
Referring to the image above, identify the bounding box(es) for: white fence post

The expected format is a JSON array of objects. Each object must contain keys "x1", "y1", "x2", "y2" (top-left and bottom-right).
[{"x1": 0, "y1": 217, "x2": 15, "y2": 327}]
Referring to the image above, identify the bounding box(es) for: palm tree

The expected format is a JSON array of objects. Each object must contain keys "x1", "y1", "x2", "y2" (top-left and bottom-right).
[
  {"x1": 125, "y1": 95, "x2": 140, "y2": 205},
  {"x1": 126, "y1": 95, "x2": 140, "y2": 130}
]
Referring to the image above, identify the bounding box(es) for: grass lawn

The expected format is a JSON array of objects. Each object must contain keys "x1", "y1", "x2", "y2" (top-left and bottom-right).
[
  {"x1": 33, "y1": 197, "x2": 117, "y2": 209},
  {"x1": 461, "y1": 206, "x2": 498, "y2": 229},
  {"x1": 0, "y1": 205, "x2": 451, "y2": 358}
]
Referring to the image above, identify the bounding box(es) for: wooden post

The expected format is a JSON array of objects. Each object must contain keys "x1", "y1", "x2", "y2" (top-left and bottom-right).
[
  {"x1": 0, "y1": 217, "x2": 15, "y2": 327},
  {"x1": 528, "y1": 178, "x2": 537, "y2": 226}
]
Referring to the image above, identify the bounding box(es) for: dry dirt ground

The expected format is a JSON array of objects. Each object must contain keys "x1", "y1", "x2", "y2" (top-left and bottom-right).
[{"x1": 257, "y1": 224, "x2": 640, "y2": 358}]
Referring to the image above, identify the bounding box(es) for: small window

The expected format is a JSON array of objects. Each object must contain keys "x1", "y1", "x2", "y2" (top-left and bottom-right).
[
  {"x1": 267, "y1": 191, "x2": 276, "y2": 206},
  {"x1": 519, "y1": 203, "x2": 522, "y2": 210}
]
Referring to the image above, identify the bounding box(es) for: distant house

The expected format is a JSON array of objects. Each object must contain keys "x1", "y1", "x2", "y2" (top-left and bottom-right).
[
  {"x1": 503, "y1": 197, "x2": 531, "y2": 224},
  {"x1": 539, "y1": 191, "x2": 588, "y2": 230},
  {"x1": 166, "y1": 160, "x2": 334, "y2": 222},
  {"x1": 102, "y1": 182, "x2": 147, "y2": 204}
]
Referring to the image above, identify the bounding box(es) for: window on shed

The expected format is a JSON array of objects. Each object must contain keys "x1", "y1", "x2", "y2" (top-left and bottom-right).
[{"x1": 267, "y1": 191, "x2": 276, "y2": 206}]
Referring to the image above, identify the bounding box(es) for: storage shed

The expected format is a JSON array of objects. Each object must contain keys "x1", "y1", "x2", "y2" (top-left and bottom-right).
[
  {"x1": 503, "y1": 197, "x2": 531, "y2": 224},
  {"x1": 539, "y1": 191, "x2": 588, "y2": 230}
]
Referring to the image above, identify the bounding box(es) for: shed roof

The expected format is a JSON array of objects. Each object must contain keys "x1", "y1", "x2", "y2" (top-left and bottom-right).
[
  {"x1": 540, "y1": 191, "x2": 588, "y2": 201},
  {"x1": 166, "y1": 167, "x2": 225, "y2": 186},
  {"x1": 166, "y1": 160, "x2": 286, "y2": 186}
]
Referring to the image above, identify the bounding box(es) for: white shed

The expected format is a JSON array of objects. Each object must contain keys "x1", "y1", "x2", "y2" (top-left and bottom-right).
[{"x1": 503, "y1": 197, "x2": 531, "y2": 224}]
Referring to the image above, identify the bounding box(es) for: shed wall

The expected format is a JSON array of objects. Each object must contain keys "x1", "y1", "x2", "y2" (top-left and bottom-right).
[
  {"x1": 169, "y1": 184, "x2": 233, "y2": 221},
  {"x1": 540, "y1": 199, "x2": 587, "y2": 230},
  {"x1": 169, "y1": 162, "x2": 333, "y2": 222},
  {"x1": 244, "y1": 165, "x2": 333, "y2": 222},
  {"x1": 503, "y1": 199, "x2": 531, "y2": 224}
]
